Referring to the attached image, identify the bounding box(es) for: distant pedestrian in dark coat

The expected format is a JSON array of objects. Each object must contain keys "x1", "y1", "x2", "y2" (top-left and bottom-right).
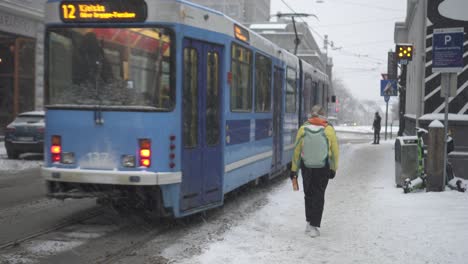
[{"x1": 373, "y1": 112, "x2": 381, "y2": 144}]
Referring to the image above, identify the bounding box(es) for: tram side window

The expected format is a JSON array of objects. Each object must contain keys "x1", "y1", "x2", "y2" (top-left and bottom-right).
[
  {"x1": 304, "y1": 75, "x2": 313, "y2": 117},
  {"x1": 206, "y1": 51, "x2": 220, "y2": 146},
  {"x1": 183, "y1": 48, "x2": 199, "y2": 148},
  {"x1": 312, "y1": 81, "x2": 319, "y2": 105},
  {"x1": 285, "y1": 67, "x2": 297, "y2": 113},
  {"x1": 323, "y1": 84, "x2": 329, "y2": 107},
  {"x1": 231, "y1": 44, "x2": 252, "y2": 112},
  {"x1": 255, "y1": 53, "x2": 272, "y2": 112},
  {"x1": 315, "y1": 82, "x2": 323, "y2": 105},
  {"x1": 48, "y1": 32, "x2": 73, "y2": 102}
]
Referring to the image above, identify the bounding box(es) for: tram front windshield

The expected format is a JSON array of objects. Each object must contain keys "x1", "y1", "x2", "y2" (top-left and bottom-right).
[{"x1": 46, "y1": 27, "x2": 173, "y2": 110}]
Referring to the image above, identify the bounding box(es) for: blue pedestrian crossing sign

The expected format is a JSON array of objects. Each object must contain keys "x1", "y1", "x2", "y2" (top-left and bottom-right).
[
  {"x1": 432, "y1": 27, "x2": 464, "y2": 73},
  {"x1": 380, "y1": 80, "x2": 398, "y2": 97}
]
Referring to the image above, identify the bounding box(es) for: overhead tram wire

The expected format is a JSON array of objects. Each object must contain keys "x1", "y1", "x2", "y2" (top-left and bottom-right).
[
  {"x1": 340, "y1": 0, "x2": 404, "y2": 12},
  {"x1": 318, "y1": 17, "x2": 404, "y2": 28},
  {"x1": 333, "y1": 49, "x2": 385, "y2": 63},
  {"x1": 279, "y1": 0, "x2": 325, "y2": 40},
  {"x1": 278, "y1": 0, "x2": 387, "y2": 64}
]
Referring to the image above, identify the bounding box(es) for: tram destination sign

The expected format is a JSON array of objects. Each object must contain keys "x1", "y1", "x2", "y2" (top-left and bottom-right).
[{"x1": 60, "y1": 1, "x2": 147, "y2": 23}]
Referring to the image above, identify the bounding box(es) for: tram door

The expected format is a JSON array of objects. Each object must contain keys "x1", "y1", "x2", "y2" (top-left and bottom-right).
[
  {"x1": 272, "y1": 67, "x2": 284, "y2": 172},
  {"x1": 181, "y1": 39, "x2": 223, "y2": 211}
]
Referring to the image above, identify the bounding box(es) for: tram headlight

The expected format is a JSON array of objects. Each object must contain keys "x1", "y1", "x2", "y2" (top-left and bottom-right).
[
  {"x1": 122, "y1": 155, "x2": 136, "y2": 168},
  {"x1": 62, "y1": 152, "x2": 75, "y2": 164}
]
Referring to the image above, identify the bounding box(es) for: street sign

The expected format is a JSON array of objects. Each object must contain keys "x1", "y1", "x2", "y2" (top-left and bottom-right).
[
  {"x1": 441, "y1": 73, "x2": 458, "y2": 98},
  {"x1": 384, "y1": 95, "x2": 390, "y2": 103},
  {"x1": 432, "y1": 27, "x2": 464, "y2": 73},
  {"x1": 387, "y1": 51, "x2": 397, "y2": 80},
  {"x1": 399, "y1": 59, "x2": 408, "y2": 65},
  {"x1": 380, "y1": 80, "x2": 398, "y2": 96}
]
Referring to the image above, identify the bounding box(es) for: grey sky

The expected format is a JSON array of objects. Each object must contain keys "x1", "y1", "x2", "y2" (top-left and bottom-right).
[{"x1": 271, "y1": 0, "x2": 407, "y2": 103}]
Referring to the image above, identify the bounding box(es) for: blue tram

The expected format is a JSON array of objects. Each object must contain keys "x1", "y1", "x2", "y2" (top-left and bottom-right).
[{"x1": 41, "y1": 0, "x2": 331, "y2": 217}]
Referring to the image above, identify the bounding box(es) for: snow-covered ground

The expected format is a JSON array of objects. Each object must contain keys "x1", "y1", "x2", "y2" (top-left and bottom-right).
[
  {"x1": 162, "y1": 141, "x2": 468, "y2": 264},
  {"x1": 334, "y1": 125, "x2": 399, "y2": 135},
  {"x1": 0, "y1": 144, "x2": 43, "y2": 172},
  {"x1": 1, "y1": 133, "x2": 467, "y2": 264}
]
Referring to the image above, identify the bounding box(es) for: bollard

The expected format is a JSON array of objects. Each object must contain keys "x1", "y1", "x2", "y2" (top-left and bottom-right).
[{"x1": 426, "y1": 120, "x2": 445, "y2": 192}]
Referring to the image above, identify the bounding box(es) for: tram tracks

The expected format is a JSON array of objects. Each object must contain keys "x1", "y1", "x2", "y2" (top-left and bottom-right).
[
  {"x1": 0, "y1": 206, "x2": 106, "y2": 251},
  {"x1": 95, "y1": 222, "x2": 171, "y2": 264},
  {"x1": 0, "y1": 172, "x2": 290, "y2": 263}
]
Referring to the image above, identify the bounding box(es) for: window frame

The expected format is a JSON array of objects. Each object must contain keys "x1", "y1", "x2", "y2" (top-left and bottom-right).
[
  {"x1": 206, "y1": 50, "x2": 220, "y2": 146},
  {"x1": 182, "y1": 47, "x2": 199, "y2": 149},
  {"x1": 285, "y1": 67, "x2": 297, "y2": 113},
  {"x1": 254, "y1": 52, "x2": 272, "y2": 113},
  {"x1": 303, "y1": 74, "x2": 313, "y2": 117},
  {"x1": 44, "y1": 26, "x2": 176, "y2": 112},
  {"x1": 230, "y1": 42, "x2": 253, "y2": 113}
]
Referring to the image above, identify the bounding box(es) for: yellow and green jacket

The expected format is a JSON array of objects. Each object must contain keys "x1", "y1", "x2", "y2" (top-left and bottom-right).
[{"x1": 291, "y1": 117, "x2": 339, "y2": 172}]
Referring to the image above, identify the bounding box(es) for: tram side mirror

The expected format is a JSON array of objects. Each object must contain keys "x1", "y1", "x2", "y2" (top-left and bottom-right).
[{"x1": 331, "y1": 95, "x2": 336, "y2": 103}]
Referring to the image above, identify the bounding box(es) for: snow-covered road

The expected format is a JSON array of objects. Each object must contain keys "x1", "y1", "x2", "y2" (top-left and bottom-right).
[{"x1": 161, "y1": 141, "x2": 468, "y2": 264}]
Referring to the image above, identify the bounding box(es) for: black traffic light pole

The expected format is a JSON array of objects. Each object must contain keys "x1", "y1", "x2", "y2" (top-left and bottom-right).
[
  {"x1": 395, "y1": 43, "x2": 412, "y2": 136},
  {"x1": 398, "y1": 64, "x2": 407, "y2": 137}
]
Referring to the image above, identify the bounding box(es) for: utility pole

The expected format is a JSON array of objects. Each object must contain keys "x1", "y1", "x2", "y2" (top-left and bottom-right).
[
  {"x1": 385, "y1": 97, "x2": 389, "y2": 140},
  {"x1": 397, "y1": 64, "x2": 407, "y2": 136},
  {"x1": 323, "y1": 35, "x2": 335, "y2": 54}
]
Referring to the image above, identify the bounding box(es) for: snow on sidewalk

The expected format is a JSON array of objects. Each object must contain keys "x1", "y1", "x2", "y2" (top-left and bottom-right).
[
  {"x1": 0, "y1": 144, "x2": 42, "y2": 172},
  {"x1": 173, "y1": 142, "x2": 468, "y2": 264}
]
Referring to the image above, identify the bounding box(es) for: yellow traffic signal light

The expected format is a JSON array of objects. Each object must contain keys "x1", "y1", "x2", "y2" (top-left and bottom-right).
[{"x1": 396, "y1": 44, "x2": 413, "y2": 62}]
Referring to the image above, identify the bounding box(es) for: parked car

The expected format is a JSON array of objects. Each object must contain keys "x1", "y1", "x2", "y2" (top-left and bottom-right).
[{"x1": 4, "y1": 111, "x2": 45, "y2": 159}]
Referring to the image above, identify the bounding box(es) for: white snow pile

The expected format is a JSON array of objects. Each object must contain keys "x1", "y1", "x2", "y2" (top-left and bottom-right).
[
  {"x1": 429, "y1": 120, "x2": 444, "y2": 128},
  {"x1": 0, "y1": 144, "x2": 43, "y2": 172},
  {"x1": 420, "y1": 113, "x2": 468, "y2": 122},
  {"x1": 334, "y1": 125, "x2": 399, "y2": 134},
  {"x1": 448, "y1": 177, "x2": 468, "y2": 192}
]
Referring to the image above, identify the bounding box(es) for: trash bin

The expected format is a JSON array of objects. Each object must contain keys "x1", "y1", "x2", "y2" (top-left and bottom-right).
[{"x1": 395, "y1": 136, "x2": 419, "y2": 187}]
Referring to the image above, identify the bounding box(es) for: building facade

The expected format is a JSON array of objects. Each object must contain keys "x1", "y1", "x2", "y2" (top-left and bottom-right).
[
  {"x1": 394, "y1": 0, "x2": 468, "y2": 179},
  {"x1": 0, "y1": 0, "x2": 46, "y2": 134},
  {"x1": 249, "y1": 20, "x2": 334, "y2": 105},
  {"x1": 189, "y1": 0, "x2": 270, "y2": 23},
  {"x1": 249, "y1": 21, "x2": 328, "y2": 71}
]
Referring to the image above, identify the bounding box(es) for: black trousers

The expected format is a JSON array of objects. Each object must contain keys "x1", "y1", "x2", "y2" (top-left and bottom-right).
[
  {"x1": 374, "y1": 128, "x2": 381, "y2": 144},
  {"x1": 301, "y1": 163, "x2": 329, "y2": 227}
]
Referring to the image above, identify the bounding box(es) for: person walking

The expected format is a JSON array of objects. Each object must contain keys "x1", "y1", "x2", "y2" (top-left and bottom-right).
[
  {"x1": 290, "y1": 105, "x2": 339, "y2": 237},
  {"x1": 373, "y1": 112, "x2": 381, "y2": 144}
]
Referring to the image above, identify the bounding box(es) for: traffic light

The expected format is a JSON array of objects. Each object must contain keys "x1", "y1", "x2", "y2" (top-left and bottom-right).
[{"x1": 396, "y1": 44, "x2": 413, "y2": 62}]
